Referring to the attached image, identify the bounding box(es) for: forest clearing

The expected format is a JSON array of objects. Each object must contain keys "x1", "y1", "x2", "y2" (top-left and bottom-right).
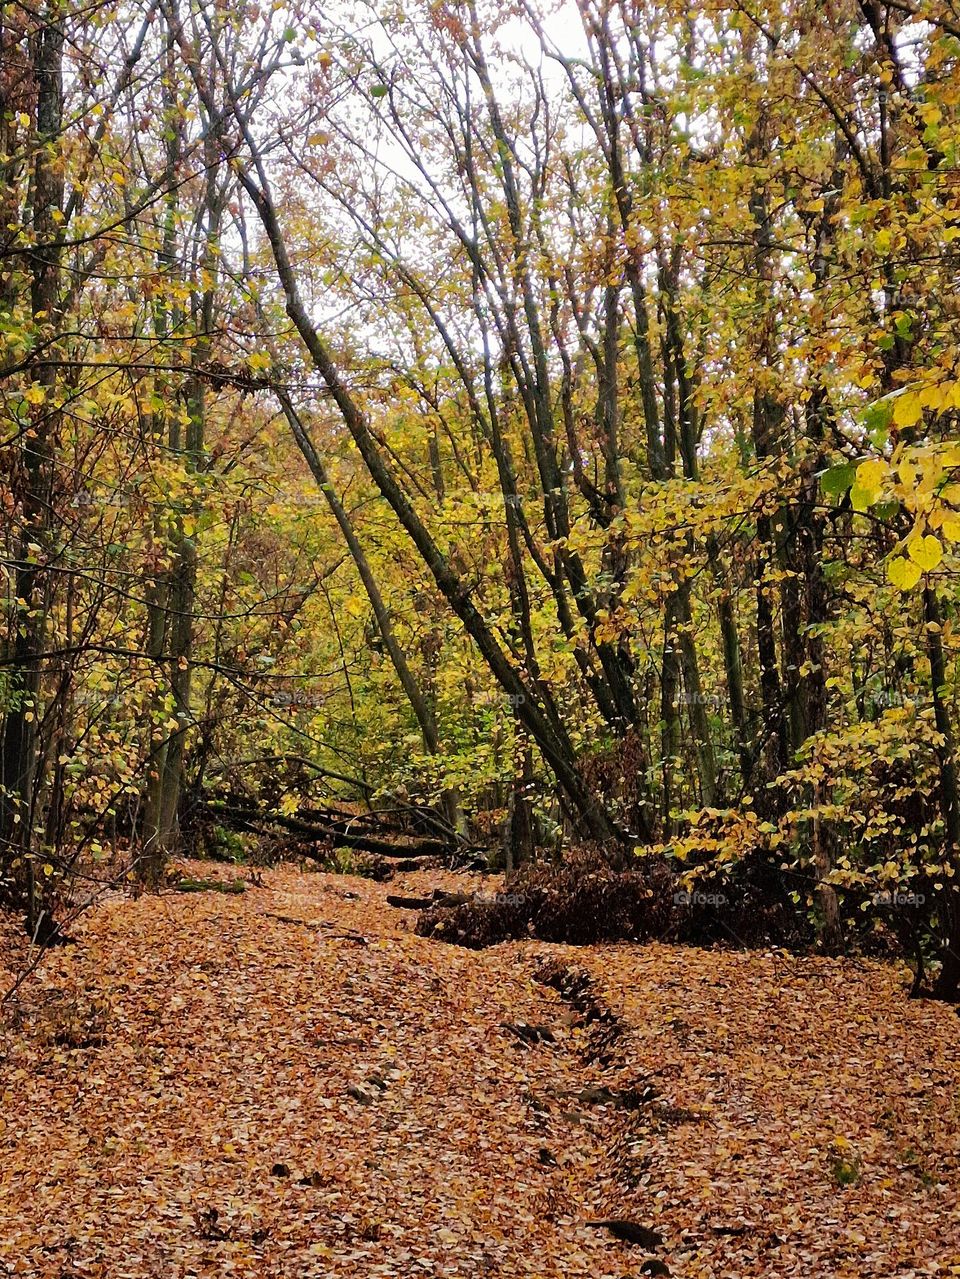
[{"x1": 4, "y1": 0, "x2": 960, "y2": 1271}]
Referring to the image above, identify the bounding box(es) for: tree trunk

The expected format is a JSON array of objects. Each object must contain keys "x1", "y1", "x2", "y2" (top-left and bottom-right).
[{"x1": 0, "y1": 10, "x2": 64, "y2": 932}]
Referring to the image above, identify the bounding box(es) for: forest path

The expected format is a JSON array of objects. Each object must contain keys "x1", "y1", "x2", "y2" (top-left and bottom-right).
[
  {"x1": 0, "y1": 864, "x2": 634, "y2": 1279},
  {"x1": 3, "y1": 862, "x2": 960, "y2": 1279}
]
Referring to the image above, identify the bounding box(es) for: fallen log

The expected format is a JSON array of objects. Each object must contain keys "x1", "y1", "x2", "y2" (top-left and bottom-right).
[
  {"x1": 299, "y1": 803, "x2": 459, "y2": 845},
  {"x1": 390, "y1": 855, "x2": 443, "y2": 872},
  {"x1": 386, "y1": 890, "x2": 473, "y2": 911},
  {"x1": 201, "y1": 796, "x2": 472, "y2": 860}
]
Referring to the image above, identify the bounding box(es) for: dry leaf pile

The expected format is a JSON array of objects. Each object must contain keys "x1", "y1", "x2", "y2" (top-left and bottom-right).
[{"x1": 1, "y1": 863, "x2": 959, "y2": 1278}]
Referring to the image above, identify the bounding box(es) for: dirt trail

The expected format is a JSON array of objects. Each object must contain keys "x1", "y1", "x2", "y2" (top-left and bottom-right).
[
  {"x1": 2, "y1": 863, "x2": 960, "y2": 1279},
  {"x1": 0, "y1": 867, "x2": 634, "y2": 1279}
]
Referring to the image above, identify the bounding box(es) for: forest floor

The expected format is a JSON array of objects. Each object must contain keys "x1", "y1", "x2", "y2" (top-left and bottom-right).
[{"x1": 1, "y1": 862, "x2": 960, "y2": 1279}]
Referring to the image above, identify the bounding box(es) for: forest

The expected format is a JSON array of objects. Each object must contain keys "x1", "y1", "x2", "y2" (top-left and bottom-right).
[{"x1": 2, "y1": 0, "x2": 960, "y2": 1274}]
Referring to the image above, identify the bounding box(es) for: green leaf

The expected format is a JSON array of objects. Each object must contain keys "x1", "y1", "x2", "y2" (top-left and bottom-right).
[
  {"x1": 873, "y1": 499, "x2": 900, "y2": 520},
  {"x1": 861, "y1": 399, "x2": 893, "y2": 447},
  {"x1": 821, "y1": 463, "x2": 855, "y2": 497}
]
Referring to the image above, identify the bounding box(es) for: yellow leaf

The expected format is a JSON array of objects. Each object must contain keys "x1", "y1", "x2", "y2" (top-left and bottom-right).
[
  {"x1": 920, "y1": 383, "x2": 947, "y2": 410},
  {"x1": 856, "y1": 458, "x2": 887, "y2": 490},
  {"x1": 887, "y1": 557, "x2": 921, "y2": 590},
  {"x1": 907, "y1": 534, "x2": 942, "y2": 571},
  {"x1": 849, "y1": 484, "x2": 875, "y2": 513},
  {"x1": 893, "y1": 393, "x2": 922, "y2": 428},
  {"x1": 941, "y1": 514, "x2": 960, "y2": 542}
]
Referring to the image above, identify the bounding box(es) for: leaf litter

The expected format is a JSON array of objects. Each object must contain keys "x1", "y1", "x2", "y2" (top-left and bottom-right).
[{"x1": 0, "y1": 863, "x2": 958, "y2": 1278}]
